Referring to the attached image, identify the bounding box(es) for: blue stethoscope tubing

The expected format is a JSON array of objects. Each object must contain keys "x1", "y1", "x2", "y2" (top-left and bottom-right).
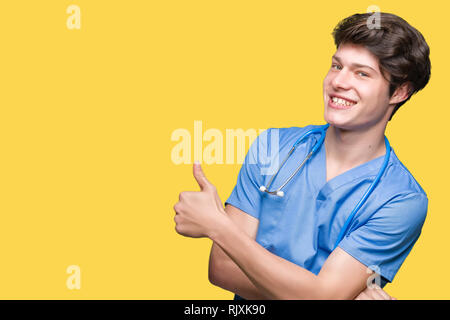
[{"x1": 259, "y1": 123, "x2": 391, "y2": 250}]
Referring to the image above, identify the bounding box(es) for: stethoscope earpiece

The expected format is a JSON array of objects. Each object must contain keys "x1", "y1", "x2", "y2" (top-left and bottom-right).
[
  {"x1": 259, "y1": 125, "x2": 329, "y2": 198},
  {"x1": 259, "y1": 186, "x2": 284, "y2": 197}
]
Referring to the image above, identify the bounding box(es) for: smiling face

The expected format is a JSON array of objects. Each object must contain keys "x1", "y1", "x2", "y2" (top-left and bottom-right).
[{"x1": 323, "y1": 43, "x2": 395, "y2": 130}]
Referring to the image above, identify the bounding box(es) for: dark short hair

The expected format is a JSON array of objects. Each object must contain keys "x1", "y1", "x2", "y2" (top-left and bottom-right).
[{"x1": 332, "y1": 12, "x2": 431, "y2": 120}]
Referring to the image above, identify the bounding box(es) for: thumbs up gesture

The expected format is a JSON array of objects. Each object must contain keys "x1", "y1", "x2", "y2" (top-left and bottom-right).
[{"x1": 174, "y1": 162, "x2": 227, "y2": 238}]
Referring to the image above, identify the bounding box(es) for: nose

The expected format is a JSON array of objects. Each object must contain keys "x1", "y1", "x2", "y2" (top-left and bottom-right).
[{"x1": 331, "y1": 68, "x2": 352, "y2": 90}]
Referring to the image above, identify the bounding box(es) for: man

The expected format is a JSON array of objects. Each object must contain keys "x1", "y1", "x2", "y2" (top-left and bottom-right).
[{"x1": 173, "y1": 12, "x2": 431, "y2": 300}]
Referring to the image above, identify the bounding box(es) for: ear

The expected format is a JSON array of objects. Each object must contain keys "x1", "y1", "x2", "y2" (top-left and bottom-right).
[{"x1": 389, "y1": 82, "x2": 412, "y2": 105}]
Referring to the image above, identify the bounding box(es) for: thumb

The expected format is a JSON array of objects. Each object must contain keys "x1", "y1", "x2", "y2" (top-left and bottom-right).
[
  {"x1": 193, "y1": 162, "x2": 224, "y2": 212},
  {"x1": 193, "y1": 161, "x2": 212, "y2": 191}
]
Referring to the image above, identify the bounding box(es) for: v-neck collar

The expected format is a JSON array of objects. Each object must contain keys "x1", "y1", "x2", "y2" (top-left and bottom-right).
[{"x1": 309, "y1": 129, "x2": 391, "y2": 199}]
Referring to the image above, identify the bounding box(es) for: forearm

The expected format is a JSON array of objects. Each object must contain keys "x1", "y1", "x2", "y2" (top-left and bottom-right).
[
  {"x1": 210, "y1": 216, "x2": 326, "y2": 300},
  {"x1": 209, "y1": 243, "x2": 268, "y2": 300}
]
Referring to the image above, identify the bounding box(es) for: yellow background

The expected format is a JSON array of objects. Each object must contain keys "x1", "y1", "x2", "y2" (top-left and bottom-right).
[{"x1": 0, "y1": 0, "x2": 447, "y2": 299}]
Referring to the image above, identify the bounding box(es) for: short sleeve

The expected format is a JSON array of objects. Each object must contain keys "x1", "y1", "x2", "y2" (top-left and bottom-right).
[
  {"x1": 338, "y1": 192, "x2": 428, "y2": 283},
  {"x1": 225, "y1": 128, "x2": 276, "y2": 220}
]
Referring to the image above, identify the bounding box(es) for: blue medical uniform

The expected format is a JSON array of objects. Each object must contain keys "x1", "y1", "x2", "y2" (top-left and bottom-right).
[{"x1": 225, "y1": 124, "x2": 428, "y2": 291}]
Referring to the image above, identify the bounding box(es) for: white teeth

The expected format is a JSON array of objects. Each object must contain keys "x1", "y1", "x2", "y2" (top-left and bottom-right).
[{"x1": 331, "y1": 96, "x2": 355, "y2": 107}]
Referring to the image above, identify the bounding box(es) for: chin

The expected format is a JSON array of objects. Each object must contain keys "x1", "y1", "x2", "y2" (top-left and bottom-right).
[{"x1": 324, "y1": 107, "x2": 356, "y2": 130}]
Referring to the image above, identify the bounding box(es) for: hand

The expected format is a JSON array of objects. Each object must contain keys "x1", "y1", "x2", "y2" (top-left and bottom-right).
[
  {"x1": 354, "y1": 285, "x2": 397, "y2": 300},
  {"x1": 173, "y1": 162, "x2": 227, "y2": 238}
]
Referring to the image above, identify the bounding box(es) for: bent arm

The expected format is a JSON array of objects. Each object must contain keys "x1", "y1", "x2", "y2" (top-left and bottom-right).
[
  {"x1": 208, "y1": 206, "x2": 393, "y2": 300},
  {"x1": 210, "y1": 213, "x2": 374, "y2": 300},
  {"x1": 208, "y1": 204, "x2": 267, "y2": 299}
]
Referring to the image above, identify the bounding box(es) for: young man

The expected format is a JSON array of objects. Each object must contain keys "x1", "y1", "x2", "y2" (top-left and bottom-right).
[{"x1": 173, "y1": 12, "x2": 431, "y2": 300}]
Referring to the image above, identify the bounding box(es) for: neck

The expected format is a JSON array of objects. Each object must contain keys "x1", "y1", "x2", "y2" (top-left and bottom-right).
[{"x1": 324, "y1": 123, "x2": 387, "y2": 169}]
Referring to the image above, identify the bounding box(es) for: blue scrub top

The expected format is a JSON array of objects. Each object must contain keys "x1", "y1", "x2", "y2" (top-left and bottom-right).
[{"x1": 225, "y1": 124, "x2": 428, "y2": 286}]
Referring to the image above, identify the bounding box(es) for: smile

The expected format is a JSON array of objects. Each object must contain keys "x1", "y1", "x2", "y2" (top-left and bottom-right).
[{"x1": 328, "y1": 95, "x2": 357, "y2": 109}]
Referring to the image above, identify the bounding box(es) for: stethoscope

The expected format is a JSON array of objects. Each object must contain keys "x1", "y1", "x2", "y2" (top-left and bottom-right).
[{"x1": 259, "y1": 123, "x2": 391, "y2": 249}]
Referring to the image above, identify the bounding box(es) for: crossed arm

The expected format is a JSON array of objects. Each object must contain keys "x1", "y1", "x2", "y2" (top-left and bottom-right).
[
  {"x1": 208, "y1": 204, "x2": 393, "y2": 300},
  {"x1": 174, "y1": 163, "x2": 394, "y2": 300}
]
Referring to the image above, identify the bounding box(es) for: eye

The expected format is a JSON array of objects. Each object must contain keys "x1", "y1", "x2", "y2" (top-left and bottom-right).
[
  {"x1": 357, "y1": 71, "x2": 369, "y2": 77},
  {"x1": 331, "y1": 63, "x2": 342, "y2": 70}
]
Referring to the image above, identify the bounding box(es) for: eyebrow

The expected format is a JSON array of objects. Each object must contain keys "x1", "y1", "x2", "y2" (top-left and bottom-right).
[{"x1": 332, "y1": 55, "x2": 378, "y2": 73}]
